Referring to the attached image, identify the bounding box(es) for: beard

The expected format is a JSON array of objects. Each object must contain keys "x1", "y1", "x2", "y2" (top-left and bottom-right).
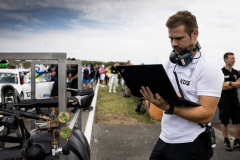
[
  {"x1": 173, "y1": 41, "x2": 194, "y2": 54},
  {"x1": 173, "y1": 47, "x2": 184, "y2": 53}
]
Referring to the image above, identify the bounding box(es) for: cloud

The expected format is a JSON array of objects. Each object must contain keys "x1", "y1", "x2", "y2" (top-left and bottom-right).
[
  {"x1": 14, "y1": 25, "x2": 25, "y2": 28},
  {"x1": 0, "y1": 0, "x2": 240, "y2": 69}
]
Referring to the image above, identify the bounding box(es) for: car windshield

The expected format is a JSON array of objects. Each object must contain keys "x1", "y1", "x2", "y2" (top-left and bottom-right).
[
  {"x1": 0, "y1": 72, "x2": 18, "y2": 84},
  {"x1": 36, "y1": 72, "x2": 53, "y2": 82}
]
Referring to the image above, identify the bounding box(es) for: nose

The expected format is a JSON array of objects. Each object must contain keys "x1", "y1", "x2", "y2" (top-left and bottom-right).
[{"x1": 171, "y1": 39, "x2": 178, "y2": 47}]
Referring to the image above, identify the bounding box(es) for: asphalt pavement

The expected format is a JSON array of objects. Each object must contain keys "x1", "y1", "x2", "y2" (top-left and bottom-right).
[{"x1": 90, "y1": 123, "x2": 240, "y2": 160}]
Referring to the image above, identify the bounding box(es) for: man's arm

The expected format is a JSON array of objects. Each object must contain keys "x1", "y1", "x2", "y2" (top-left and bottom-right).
[
  {"x1": 231, "y1": 81, "x2": 240, "y2": 88},
  {"x1": 222, "y1": 81, "x2": 234, "y2": 90},
  {"x1": 51, "y1": 71, "x2": 56, "y2": 77},
  {"x1": 223, "y1": 80, "x2": 240, "y2": 89},
  {"x1": 170, "y1": 95, "x2": 219, "y2": 124},
  {"x1": 71, "y1": 73, "x2": 78, "y2": 80},
  {"x1": 70, "y1": 73, "x2": 78, "y2": 83},
  {"x1": 140, "y1": 87, "x2": 219, "y2": 124},
  {"x1": 67, "y1": 73, "x2": 71, "y2": 79}
]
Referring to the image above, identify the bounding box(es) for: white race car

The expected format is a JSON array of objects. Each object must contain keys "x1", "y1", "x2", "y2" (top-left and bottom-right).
[{"x1": 0, "y1": 69, "x2": 54, "y2": 102}]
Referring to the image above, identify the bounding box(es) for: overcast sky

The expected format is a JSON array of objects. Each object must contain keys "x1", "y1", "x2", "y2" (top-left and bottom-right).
[{"x1": 0, "y1": 0, "x2": 239, "y2": 69}]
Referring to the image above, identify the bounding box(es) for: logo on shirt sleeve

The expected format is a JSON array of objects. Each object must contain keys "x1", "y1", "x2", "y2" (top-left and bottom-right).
[{"x1": 234, "y1": 75, "x2": 237, "y2": 80}]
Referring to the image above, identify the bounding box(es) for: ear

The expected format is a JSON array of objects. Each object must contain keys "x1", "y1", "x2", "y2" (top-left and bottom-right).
[
  {"x1": 224, "y1": 58, "x2": 227, "y2": 63},
  {"x1": 191, "y1": 28, "x2": 199, "y2": 40}
]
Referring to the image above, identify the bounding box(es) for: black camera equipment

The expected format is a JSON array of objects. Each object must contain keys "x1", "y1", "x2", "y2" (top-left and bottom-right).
[
  {"x1": 205, "y1": 125, "x2": 216, "y2": 148},
  {"x1": 169, "y1": 41, "x2": 201, "y2": 66},
  {"x1": 0, "y1": 103, "x2": 90, "y2": 159},
  {"x1": 135, "y1": 98, "x2": 146, "y2": 115},
  {"x1": 18, "y1": 88, "x2": 94, "y2": 110},
  {"x1": 0, "y1": 88, "x2": 94, "y2": 160},
  {"x1": 1, "y1": 85, "x2": 22, "y2": 107}
]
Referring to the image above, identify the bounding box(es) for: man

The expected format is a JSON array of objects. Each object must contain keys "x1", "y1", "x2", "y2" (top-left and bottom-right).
[
  {"x1": 95, "y1": 64, "x2": 99, "y2": 84},
  {"x1": 100, "y1": 65, "x2": 106, "y2": 87},
  {"x1": 49, "y1": 64, "x2": 71, "y2": 116},
  {"x1": 82, "y1": 64, "x2": 91, "y2": 89},
  {"x1": 89, "y1": 64, "x2": 95, "y2": 88},
  {"x1": 140, "y1": 11, "x2": 223, "y2": 159},
  {"x1": 99, "y1": 65, "x2": 102, "y2": 84},
  {"x1": 70, "y1": 58, "x2": 79, "y2": 113},
  {"x1": 70, "y1": 58, "x2": 79, "y2": 95},
  {"x1": 109, "y1": 63, "x2": 119, "y2": 93},
  {"x1": 218, "y1": 52, "x2": 240, "y2": 151},
  {"x1": 17, "y1": 63, "x2": 24, "y2": 69}
]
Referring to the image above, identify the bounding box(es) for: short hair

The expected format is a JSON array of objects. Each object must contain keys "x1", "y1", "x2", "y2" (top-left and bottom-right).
[
  {"x1": 166, "y1": 10, "x2": 198, "y2": 36},
  {"x1": 224, "y1": 52, "x2": 234, "y2": 60},
  {"x1": 71, "y1": 58, "x2": 76, "y2": 61}
]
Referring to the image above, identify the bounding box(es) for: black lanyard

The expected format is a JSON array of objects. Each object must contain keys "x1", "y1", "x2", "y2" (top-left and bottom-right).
[{"x1": 173, "y1": 65, "x2": 204, "y2": 128}]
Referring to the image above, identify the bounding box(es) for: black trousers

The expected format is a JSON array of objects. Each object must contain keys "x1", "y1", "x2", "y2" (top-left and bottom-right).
[
  {"x1": 70, "y1": 82, "x2": 78, "y2": 97},
  {"x1": 96, "y1": 73, "x2": 99, "y2": 83},
  {"x1": 50, "y1": 82, "x2": 58, "y2": 97},
  {"x1": 149, "y1": 133, "x2": 213, "y2": 160},
  {"x1": 105, "y1": 76, "x2": 109, "y2": 85}
]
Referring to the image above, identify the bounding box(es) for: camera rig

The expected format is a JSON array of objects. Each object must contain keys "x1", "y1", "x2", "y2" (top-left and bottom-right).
[{"x1": 0, "y1": 88, "x2": 94, "y2": 160}]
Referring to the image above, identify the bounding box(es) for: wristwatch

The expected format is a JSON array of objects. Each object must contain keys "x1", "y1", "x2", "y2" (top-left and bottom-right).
[
  {"x1": 164, "y1": 102, "x2": 174, "y2": 115},
  {"x1": 229, "y1": 81, "x2": 232, "y2": 86}
]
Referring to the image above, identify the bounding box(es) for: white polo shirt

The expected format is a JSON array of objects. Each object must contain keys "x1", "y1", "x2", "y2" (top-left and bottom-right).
[{"x1": 160, "y1": 48, "x2": 223, "y2": 143}]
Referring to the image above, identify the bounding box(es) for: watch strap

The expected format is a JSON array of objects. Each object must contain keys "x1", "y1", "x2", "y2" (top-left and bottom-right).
[{"x1": 164, "y1": 102, "x2": 174, "y2": 115}]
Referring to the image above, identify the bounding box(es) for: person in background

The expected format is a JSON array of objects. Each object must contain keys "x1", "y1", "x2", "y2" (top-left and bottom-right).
[
  {"x1": 49, "y1": 64, "x2": 71, "y2": 116},
  {"x1": 99, "y1": 65, "x2": 102, "y2": 84},
  {"x1": 218, "y1": 52, "x2": 240, "y2": 151},
  {"x1": 105, "y1": 66, "x2": 109, "y2": 86},
  {"x1": 100, "y1": 65, "x2": 106, "y2": 87},
  {"x1": 124, "y1": 63, "x2": 132, "y2": 98},
  {"x1": 82, "y1": 64, "x2": 91, "y2": 89},
  {"x1": 70, "y1": 58, "x2": 79, "y2": 94},
  {"x1": 17, "y1": 63, "x2": 24, "y2": 69},
  {"x1": 70, "y1": 58, "x2": 79, "y2": 113},
  {"x1": 89, "y1": 64, "x2": 96, "y2": 88},
  {"x1": 122, "y1": 62, "x2": 127, "y2": 95},
  {"x1": 7, "y1": 63, "x2": 12, "y2": 69},
  {"x1": 95, "y1": 64, "x2": 100, "y2": 84},
  {"x1": 109, "y1": 63, "x2": 119, "y2": 93}
]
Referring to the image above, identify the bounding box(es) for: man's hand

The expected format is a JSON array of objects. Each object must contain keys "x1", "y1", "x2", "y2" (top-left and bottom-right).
[
  {"x1": 70, "y1": 78, "x2": 73, "y2": 84},
  {"x1": 237, "y1": 78, "x2": 240, "y2": 82},
  {"x1": 140, "y1": 86, "x2": 169, "y2": 111},
  {"x1": 176, "y1": 91, "x2": 182, "y2": 97},
  {"x1": 222, "y1": 81, "x2": 234, "y2": 90},
  {"x1": 224, "y1": 81, "x2": 229, "y2": 85}
]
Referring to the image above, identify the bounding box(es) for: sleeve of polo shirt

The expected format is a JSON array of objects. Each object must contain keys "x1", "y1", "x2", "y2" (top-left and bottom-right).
[
  {"x1": 196, "y1": 63, "x2": 224, "y2": 97},
  {"x1": 237, "y1": 70, "x2": 240, "y2": 79}
]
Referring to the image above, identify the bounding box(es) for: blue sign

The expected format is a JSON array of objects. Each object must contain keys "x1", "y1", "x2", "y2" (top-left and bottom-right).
[{"x1": 43, "y1": 94, "x2": 50, "y2": 98}]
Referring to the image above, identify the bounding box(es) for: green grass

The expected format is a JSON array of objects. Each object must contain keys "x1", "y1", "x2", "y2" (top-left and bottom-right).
[{"x1": 96, "y1": 83, "x2": 155, "y2": 124}]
